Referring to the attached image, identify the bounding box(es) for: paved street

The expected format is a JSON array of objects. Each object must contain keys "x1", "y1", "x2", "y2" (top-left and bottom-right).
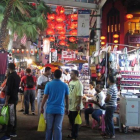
[{"x1": 0, "y1": 102, "x2": 140, "y2": 140}]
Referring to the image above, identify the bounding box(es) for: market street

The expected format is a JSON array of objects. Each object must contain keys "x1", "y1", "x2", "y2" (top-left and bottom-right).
[{"x1": 0, "y1": 102, "x2": 139, "y2": 140}]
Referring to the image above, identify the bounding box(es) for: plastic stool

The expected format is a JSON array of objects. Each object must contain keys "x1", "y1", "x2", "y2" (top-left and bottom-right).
[
  {"x1": 85, "y1": 102, "x2": 93, "y2": 109},
  {"x1": 92, "y1": 114, "x2": 105, "y2": 132}
]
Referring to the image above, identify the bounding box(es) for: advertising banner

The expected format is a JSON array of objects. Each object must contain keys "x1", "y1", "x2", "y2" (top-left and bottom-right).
[
  {"x1": 62, "y1": 51, "x2": 76, "y2": 60},
  {"x1": 78, "y1": 10, "x2": 90, "y2": 37}
]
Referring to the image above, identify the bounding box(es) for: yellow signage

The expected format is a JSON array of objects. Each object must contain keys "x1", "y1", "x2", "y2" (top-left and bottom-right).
[{"x1": 89, "y1": 45, "x2": 96, "y2": 56}]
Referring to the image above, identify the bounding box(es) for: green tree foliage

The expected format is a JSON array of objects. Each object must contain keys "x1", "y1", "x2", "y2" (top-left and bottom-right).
[{"x1": 0, "y1": 0, "x2": 51, "y2": 41}]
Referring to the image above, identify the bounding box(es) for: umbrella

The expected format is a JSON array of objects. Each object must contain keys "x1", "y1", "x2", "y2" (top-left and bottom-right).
[
  {"x1": 44, "y1": 64, "x2": 58, "y2": 72},
  {"x1": 51, "y1": 61, "x2": 64, "y2": 66},
  {"x1": 67, "y1": 60, "x2": 88, "y2": 64}
]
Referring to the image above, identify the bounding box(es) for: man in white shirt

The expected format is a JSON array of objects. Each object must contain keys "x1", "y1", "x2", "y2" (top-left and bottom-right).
[
  {"x1": 82, "y1": 84, "x2": 105, "y2": 127},
  {"x1": 91, "y1": 85, "x2": 106, "y2": 126},
  {"x1": 37, "y1": 67, "x2": 52, "y2": 116},
  {"x1": 64, "y1": 69, "x2": 71, "y2": 83}
]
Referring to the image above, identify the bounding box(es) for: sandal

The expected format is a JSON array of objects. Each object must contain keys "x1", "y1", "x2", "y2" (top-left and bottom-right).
[
  {"x1": 104, "y1": 135, "x2": 115, "y2": 139},
  {"x1": 67, "y1": 135, "x2": 73, "y2": 139},
  {"x1": 100, "y1": 133, "x2": 108, "y2": 136}
]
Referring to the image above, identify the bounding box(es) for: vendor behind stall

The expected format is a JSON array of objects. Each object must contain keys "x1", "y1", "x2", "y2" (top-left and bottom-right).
[{"x1": 83, "y1": 82, "x2": 96, "y2": 108}]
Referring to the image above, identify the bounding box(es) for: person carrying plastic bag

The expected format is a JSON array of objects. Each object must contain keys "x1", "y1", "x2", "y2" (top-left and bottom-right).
[{"x1": 37, "y1": 114, "x2": 46, "y2": 132}]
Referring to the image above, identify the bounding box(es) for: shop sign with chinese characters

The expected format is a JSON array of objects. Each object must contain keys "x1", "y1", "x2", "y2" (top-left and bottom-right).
[{"x1": 62, "y1": 51, "x2": 76, "y2": 60}]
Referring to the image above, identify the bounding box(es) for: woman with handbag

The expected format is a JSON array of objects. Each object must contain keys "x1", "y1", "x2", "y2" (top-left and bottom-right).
[
  {"x1": 0, "y1": 71, "x2": 10, "y2": 104},
  {"x1": 0, "y1": 70, "x2": 10, "y2": 133}
]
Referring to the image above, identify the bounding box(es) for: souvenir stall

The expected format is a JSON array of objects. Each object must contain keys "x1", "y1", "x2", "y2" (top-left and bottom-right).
[
  {"x1": 89, "y1": 46, "x2": 117, "y2": 88},
  {"x1": 106, "y1": 43, "x2": 140, "y2": 133}
]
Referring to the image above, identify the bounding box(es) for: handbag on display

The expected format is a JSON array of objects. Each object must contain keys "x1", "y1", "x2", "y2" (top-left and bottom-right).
[
  {"x1": 91, "y1": 73, "x2": 97, "y2": 78},
  {"x1": 100, "y1": 58, "x2": 106, "y2": 66},
  {"x1": 109, "y1": 53, "x2": 115, "y2": 62},
  {"x1": 96, "y1": 64, "x2": 101, "y2": 69},
  {"x1": 101, "y1": 66, "x2": 105, "y2": 74},
  {"x1": 95, "y1": 56, "x2": 99, "y2": 65},
  {"x1": 96, "y1": 69, "x2": 101, "y2": 73}
]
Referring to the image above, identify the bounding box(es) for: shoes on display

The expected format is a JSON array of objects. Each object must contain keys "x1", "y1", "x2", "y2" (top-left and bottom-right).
[{"x1": 0, "y1": 136, "x2": 11, "y2": 140}]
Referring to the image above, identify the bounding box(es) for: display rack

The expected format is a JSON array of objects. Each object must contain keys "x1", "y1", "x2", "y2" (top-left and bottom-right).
[
  {"x1": 119, "y1": 71, "x2": 140, "y2": 95},
  {"x1": 79, "y1": 64, "x2": 90, "y2": 94}
]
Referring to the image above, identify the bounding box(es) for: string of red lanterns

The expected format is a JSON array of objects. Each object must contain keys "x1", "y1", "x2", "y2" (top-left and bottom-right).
[
  {"x1": 46, "y1": 6, "x2": 78, "y2": 46},
  {"x1": 12, "y1": 49, "x2": 38, "y2": 54}
]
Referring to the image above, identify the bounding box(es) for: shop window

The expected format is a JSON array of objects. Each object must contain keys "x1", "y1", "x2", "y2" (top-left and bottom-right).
[
  {"x1": 111, "y1": 25, "x2": 113, "y2": 32},
  {"x1": 108, "y1": 25, "x2": 110, "y2": 33},
  {"x1": 136, "y1": 23, "x2": 140, "y2": 30},
  {"x1": 115, "y1": 24, "x2": 117, "y2": 32},
  {"x1": 107, "y1": 7, "x2": 120, "y2": 43}
]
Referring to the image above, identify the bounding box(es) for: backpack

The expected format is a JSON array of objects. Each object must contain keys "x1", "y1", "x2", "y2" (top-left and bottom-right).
[{"x1": 26, "y1": 75, "x2": 34, "y2": 88}]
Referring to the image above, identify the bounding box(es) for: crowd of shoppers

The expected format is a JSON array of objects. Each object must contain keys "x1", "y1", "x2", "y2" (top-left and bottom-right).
[{"x1": 0, "y1": 63, "x2": 118, "y2": 140}]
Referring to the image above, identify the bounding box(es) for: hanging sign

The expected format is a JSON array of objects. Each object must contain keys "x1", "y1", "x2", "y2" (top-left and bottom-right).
[
  {"x1": 89, "y1": 45, "x2": 96, "y2": 56},
  {"x1": 51, "y1": 50, "x2": 57, "y2": 62},
  {"x1": 62, "y1": 51, "x2": 76, "y2": 60},
  {"x1": 78, "y1": 10, "x2": 90, "y2": 37}
]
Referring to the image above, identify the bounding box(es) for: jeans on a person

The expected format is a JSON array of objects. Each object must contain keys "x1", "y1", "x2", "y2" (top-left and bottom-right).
[
  {"x1": 84, "y1": 107, "x2": 94, "y2": 125},
  {"x1": 6, "y1": 102, "x2": 17, "y2": 136},
  {"x1": 46, "y1": 114, "x2": 64, "y2": 140},
  {"x1": 105, "y1": 106, "x2": 116, "y2": 136},
  {"x1": 92, "y1": 109, "x2": 102, "y2": 124},
  {"x1": 69, "y1": 111, "x2": 81, "y2": 139},
  {"x1": 0, "y1": 98, "x2": 5, "y2": 104},
  {"x1": 24, "y1": 90, "x2": 35, "y2": 114}
]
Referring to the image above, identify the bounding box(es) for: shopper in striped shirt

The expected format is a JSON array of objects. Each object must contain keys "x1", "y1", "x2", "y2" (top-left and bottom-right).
[{"x1": 103, "y1": 75, "x2": 118, "y2": 139}]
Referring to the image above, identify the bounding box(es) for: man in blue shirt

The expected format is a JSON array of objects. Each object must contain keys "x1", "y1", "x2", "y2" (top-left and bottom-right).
[{"x1": 41, "y1": 69, "x2": 69, "y2": 140}]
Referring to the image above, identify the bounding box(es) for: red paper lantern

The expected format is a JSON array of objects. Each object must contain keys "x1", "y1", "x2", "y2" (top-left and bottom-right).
[
  {"x1": 101, "y1": 42, "x2": 105, "y2": 45},
  {"x1": 71, "y1": 14, "x2": 78, "y2": 20},
  {"x1": 12, "y1": 49, "x2": 15, "y2": 53},
  {"x1": 48, "y1": 21, "x2": 56, "y2": 29},
  {"x1": 51, "y1": 49, "x2": 55, "y2": 52},
  {"x1": 100, "y1": 36, "x2": 106, "y2": 40},
  {"x1": 17, "y1": 49, "x2": 19, "y2": 53},
  {"x1": 35, "y1": 49, "x2": 38, "y2": 53},
  {"x1": 55, "y1": 23, "x2": 64, "y2": 31},
  {"x1": 58, "y1": 29, "x2": 66, "y2": 35},
  {"x1": 70, "y1": 22, "x2": 78, "y2": 29},
  {"x1": 32, "y1": 3, "x2": 36, "y2": 6},
  {"x1": 58, "y1": 35, "x2": 66, "y2": 40},
  {"x1": 46, "y1": 28, "x2": 55, "y2": 35},
  {"x1": 26, "y1": 49, "x2": 29, "y2": 53},
  {"x1": 21, "y1": 49, "x2": 24, "y2": 53},
  {"x1": 126, "y1": 14, "x2": 133, "y2": 19},
  {"x1": 56, "y1": 6, "x2": 65, "y2": 15},
  {"x1": 56, "y1": 14, "x2": 66, "y2": 23},
  {"x1": 47, "y1": 13, "x2": 56, "y2": 20},
  {"x1": 59, "y1": 40, "x2": 66, "y2": 46},
  {"x1": 69, "y1": 37, "x2": 76, "y2": 42},
  {"x1": 114, "y1": 40, "x2": 118, "y2": 43},
  {"x1": 113, "y1": 34, "x2": 119, "y2": 38},
  {"x1": 49, "y1": 37, "x2": 55, "y2": 42},
  {"x1": 70, "y1": 29, "x2": 77, "y2": 36}
]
